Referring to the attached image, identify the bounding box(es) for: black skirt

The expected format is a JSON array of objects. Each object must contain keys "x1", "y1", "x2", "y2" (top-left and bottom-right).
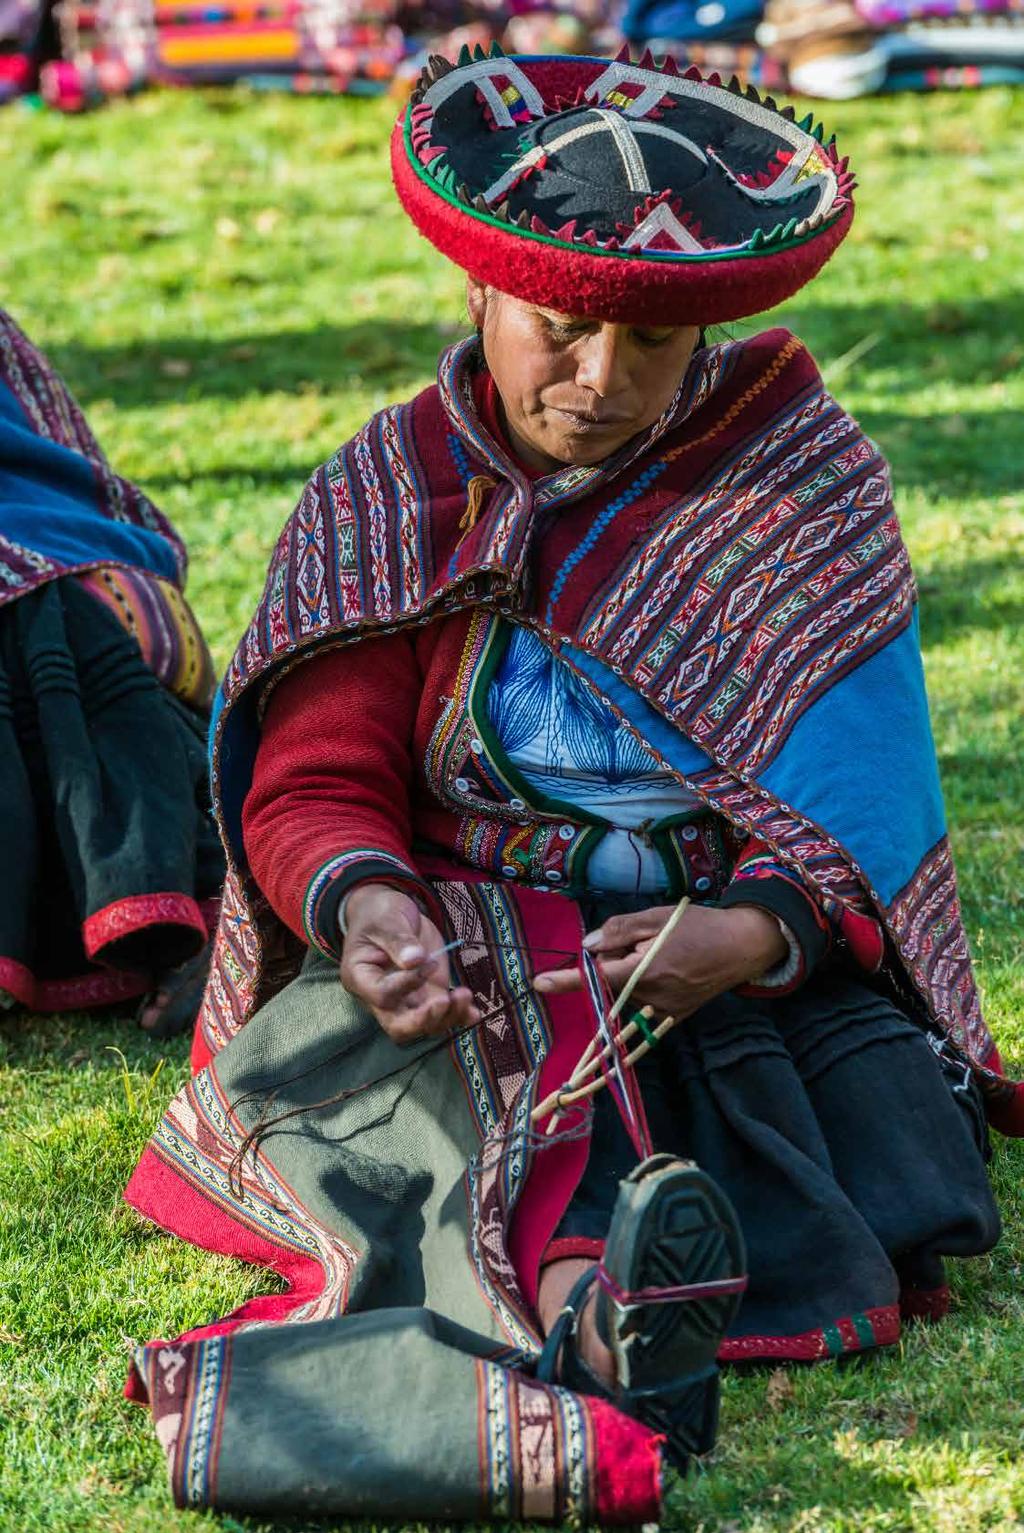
[
  {"x1": 0, "y1": 577, "x2": 224, "y2": 1013},
  {"x1": 554, "y1": 964, "x2": 1000, "y2": 1361}
]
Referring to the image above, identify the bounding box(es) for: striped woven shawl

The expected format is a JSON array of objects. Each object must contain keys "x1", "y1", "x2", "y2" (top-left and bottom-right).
[{"x1": 203, "y1": 325, "x2": 1018, "y2": 1126}]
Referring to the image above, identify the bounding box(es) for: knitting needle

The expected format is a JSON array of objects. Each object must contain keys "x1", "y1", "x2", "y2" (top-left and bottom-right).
[
  {"x1": 531, "y1": 1007, "x2": 655, "y2": 1126},
  {"x1": 532, "y1": 1012, "x2": 680, "y2": 1126},
  {"x1": 560, "y1": 1005, "x2": 657, "y2": 1090},
  {"x1": 563, "y1": 895, "x2": 691, "y2": 1083},
  {"x1": 425, "y1": 937, "x2": 463, "y2": 962}
]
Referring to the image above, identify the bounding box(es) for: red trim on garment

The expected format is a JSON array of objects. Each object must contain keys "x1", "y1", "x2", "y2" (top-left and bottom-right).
[
  {"x1": 82, "y1": 892, "x2": 208, "y2": 962},
  {"x1": 598, "y1": 1266, "x2": 749, "y2": 1307},
  {"x1": 588, "y1": 1397, "x2": 663, "y2": 1525},
  {"x1": 718, "y1": 1302, "x2": 900, "y2": 1362},
  {"x1": 899, "y1": 1285, "x2": 950, "y2": 1323},
  {"x1": 190, "y1": 1022, "x2": 214, "y2": 1076},
  {"x1": 36, "y1": 969, "x2": 148, "y2": 1011},
  {"x1": 838, "y1": 905, "x2": 885, "y2": 972},
  {"x1": 0, "y1": 957, "x2": 38, "y2": 1009},
  {"x1": 981, "y1": 1078, "x2": 1024, "y2": 1138},
  {"x1": 123, "y1": 1141, "x2": 328, "y2": 1402},
  {"x1": 505, "y1": 890, "x2": 594, "y2": 1315},
  {"x1": 0, "y1": 954, "x2": 149, "y2": 1012},
  {"x1": 540, "y1": 1236, "x2": 606, "y2": 1268}
]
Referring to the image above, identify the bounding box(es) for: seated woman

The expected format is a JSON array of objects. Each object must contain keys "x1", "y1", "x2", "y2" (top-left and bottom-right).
[
  {"x1": 125, "y1": 53, "x2": 1014, "y2": 1523},
  {"x1": 0, "y1": 309, "x2": 223, "y2": 1033}
]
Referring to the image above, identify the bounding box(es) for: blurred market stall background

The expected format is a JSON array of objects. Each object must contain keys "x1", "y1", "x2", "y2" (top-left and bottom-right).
[{"x1": 2, "y1": 0, "x2": 1023, "y2": 111}]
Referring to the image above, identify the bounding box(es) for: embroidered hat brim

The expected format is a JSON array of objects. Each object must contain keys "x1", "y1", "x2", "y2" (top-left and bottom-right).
[{"x1": 391, "y1": 48, "x2": 856, "y2": 325}]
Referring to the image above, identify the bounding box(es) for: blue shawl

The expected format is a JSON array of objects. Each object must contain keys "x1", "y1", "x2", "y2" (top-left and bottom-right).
[{"x1": 0, "y1": 309, "x2": 184, "y2": 600}]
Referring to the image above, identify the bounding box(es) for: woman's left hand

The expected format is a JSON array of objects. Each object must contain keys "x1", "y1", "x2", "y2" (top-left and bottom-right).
[{"x1": 533, "y1": 902, "x2": 788, "y2": 1019}]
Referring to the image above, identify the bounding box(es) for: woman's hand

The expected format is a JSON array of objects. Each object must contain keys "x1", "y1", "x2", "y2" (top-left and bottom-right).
[
  {"x1": 533, "y1": 902, "x2": 788, "y2": 1020},
  {"x1": 340, "y1": 883, "x2": 480, "y2": 1045}
]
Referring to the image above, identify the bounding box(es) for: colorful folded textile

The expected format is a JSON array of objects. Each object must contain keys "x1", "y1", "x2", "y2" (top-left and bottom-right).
[
  {"x1": 783, "y1": 16, "x2": 1024, "y2": 93},
  {"x1": 0, "y1": 0, "x2": 46, "y2": 99},
  {"x1": 37, "y1": 0, "x2": 629, "y2": 110},
  {"x1": 857, "y1": 0, "x2": 1022, "y2": 21},
  {"x1": 622, "y1": 0, "x2": 764, "y2": 42},
  {"x1": 758, "y1": 0, "x2": 1024, "y2": 93},
  {"x1": 15, "y1": 0, "x2": 1024, "y2": 109},
  {"x1": 41, "y1": 0, "x2": 416, "y2": 109}
]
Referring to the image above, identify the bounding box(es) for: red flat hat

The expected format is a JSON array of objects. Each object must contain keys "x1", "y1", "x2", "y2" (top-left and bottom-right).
[{"x1": 392, "y1": 48, "x2": 856, "y2": 325}]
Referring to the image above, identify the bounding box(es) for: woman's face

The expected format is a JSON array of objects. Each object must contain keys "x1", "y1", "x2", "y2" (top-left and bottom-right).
[{"x1": 467, "y1": 280, "x2": 701, "y2": 473}]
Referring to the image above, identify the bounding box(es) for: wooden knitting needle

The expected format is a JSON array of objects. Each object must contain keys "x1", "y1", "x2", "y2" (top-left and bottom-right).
[
  {"x1": 559, "y1": 1005, "x2": 657, "y2": 1090},
  {"x1": 530, "y1": 1005, "x2": 656, "y2": 1128},
  {"x1": 551, "y1": 895, "x2": 692, "y2": 1090},
  {"x1": 531, "y1": 1012, "x2": 680, "y2": 1125},
  {"x1": 531, "y1": 894, "x2": 692, "y2": 1128}
]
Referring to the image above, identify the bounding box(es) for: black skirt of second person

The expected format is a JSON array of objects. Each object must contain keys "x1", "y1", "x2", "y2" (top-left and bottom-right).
[
  {"x1": 0, "y1": 577, "x2": 224, "y2": 1012},
  {"x1": 551, "y1": 963, "x2": 1000, "y2": 1362}
]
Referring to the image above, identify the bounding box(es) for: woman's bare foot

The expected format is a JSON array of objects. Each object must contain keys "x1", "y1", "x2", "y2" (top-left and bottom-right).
[
  {"x1": 537, "y1": 1256, "x2": 616, "y2": 1391},
  {"x1": 136, "y1": 942, "x2": 212, "y2": 1037}
]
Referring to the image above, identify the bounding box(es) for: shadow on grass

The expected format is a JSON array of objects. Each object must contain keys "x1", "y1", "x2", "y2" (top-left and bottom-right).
[
  {"x1": 142, "y1": 461, "x2": 315, "y2": 490},
  {"x1": 916, "y1": 553, "x2": 1024, "y2": 645},
  {"x1": 780, "y1": 292, "x2": 1024, "y2": 391},
  {"x1": 0, "y1": 1010, "x2": 191, "y2": 1074},
  {"x1": 857, "y1": 408, "x2": 1024, "y2": 496},
  {"x1": 46, "y1": 319, "x2": 463, "y2": 409},
  {"x1": 48, "y1": 303, "x2": 1024, "y2": 510}
]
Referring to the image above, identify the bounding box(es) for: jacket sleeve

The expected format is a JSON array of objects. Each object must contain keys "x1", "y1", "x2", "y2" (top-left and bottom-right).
[
  {"x1": 719, "y1": 837, "x2": 832, "y2": 996},
  {"x1": 242, "y1": 632, "x2": 438, "y2": 960}
]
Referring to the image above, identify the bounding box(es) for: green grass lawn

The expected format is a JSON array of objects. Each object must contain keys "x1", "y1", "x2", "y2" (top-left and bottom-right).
[{"x1": 1, "y1": 82, "x2": 1023, "y2": 1533}]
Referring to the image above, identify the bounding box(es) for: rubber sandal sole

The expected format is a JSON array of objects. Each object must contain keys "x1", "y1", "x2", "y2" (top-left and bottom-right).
[{"x1": 598, "y1": 1153, "x2": 746, "y2": 1470}]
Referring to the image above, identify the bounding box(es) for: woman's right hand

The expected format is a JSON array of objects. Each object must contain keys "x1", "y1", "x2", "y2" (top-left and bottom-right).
[{"x1": 339, "y1": 883, "x2": 480, "y2": 1045}]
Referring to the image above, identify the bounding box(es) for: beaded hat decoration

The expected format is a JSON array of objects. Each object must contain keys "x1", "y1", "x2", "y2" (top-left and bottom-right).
[{"x1": 391, "y1": 48, "x2": 856, "y2": 324}]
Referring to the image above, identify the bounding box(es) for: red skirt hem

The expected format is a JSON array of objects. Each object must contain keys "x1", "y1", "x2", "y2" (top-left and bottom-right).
[
  {"x1": 719, "y1": 1302, "x2": 902, "y2": 1363},
  {"x1": 1, "y1": 890, "x2": 218, "y2": 1014},
  {"x1": 0, "y1": 954, "x2": 147, "y2": 1013},
  {"x1": 83, "y1": 891, "x2": 209, "y2": 963}
]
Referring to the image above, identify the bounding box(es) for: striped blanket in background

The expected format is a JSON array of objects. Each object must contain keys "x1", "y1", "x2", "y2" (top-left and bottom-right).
[
  {"x1": 0, "y1": 0, "x2": 46, "y2": 99},
  {"x1": 0, "y1": 0, "x2": 1018, "y2": 107}
]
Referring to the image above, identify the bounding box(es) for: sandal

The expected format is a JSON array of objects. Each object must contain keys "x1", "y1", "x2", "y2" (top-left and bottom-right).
[
  {"x1": 136, "y1": 941, "x2": 213, "y2": 1039},
  {"x1": 536, "y1": 1154, "x2": 747, "y2": 1473}
]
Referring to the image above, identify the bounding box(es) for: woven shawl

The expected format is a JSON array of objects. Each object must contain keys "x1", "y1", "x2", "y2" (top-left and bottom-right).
[
  {"x1": 200, "y1": 325, "x2": 1014, "y2": 1120},
  {"x1": 0, "y1": 308, "x2": 185, "y2": 601}
]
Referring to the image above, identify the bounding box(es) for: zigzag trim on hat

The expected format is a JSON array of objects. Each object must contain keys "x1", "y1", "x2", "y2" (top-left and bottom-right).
[{"x1": 392, "y1": 47, "x2": 856, "y2": 323}]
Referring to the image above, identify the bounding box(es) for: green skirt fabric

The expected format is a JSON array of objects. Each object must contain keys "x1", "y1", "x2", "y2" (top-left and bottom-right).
[{"x1": 126, "y1": 885, "x2": 664, "y2": 1524}]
